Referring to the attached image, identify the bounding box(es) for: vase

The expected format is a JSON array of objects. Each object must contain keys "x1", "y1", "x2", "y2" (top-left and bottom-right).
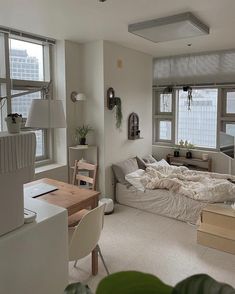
[
  {"x1": 174, "y1": 150, "x2": 180, "y2": 157},
  {"x1": 5, "y1": 117, "x2": 22, "y2": 134},
  {"x1": 79, "y1": 137, "x2": 86, "y2": 145}
]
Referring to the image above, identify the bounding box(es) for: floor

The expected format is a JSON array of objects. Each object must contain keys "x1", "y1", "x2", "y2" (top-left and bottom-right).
[{"x1": 69, "y1": 204, "x2": 235, "y2": 292}]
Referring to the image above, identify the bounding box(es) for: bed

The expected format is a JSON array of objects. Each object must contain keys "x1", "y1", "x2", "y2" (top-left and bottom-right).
[
  {"x1": 112, "y1": 156, "x2": 235, "y2": 225},
  {"x1": 116, "y1": 183, "x2": 206, "y2": 225}
]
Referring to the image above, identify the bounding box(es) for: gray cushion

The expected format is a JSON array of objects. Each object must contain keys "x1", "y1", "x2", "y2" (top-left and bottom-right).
[
  {"x1": 136, "y1": 156, "x2": 147, "y2": 170},
  {"x1": 112, "y1": 158, "x2": 139, "y2": 185},
  {"x1": 142, "y1": 154, "x2": 157, "y2": 164}
]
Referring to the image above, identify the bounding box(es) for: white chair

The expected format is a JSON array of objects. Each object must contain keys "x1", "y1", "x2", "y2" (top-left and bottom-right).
[{"x1": 68, "y1": 203, "x2": 109, "y2": 275}]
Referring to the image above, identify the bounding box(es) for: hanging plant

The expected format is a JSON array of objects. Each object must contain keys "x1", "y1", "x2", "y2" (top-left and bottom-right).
[
  {"x1": 107, "y1": 87, "x2": 123, "y2": 129},
  {"x1": 115, "y1": 98, "x2": 122, "y2": 129}
]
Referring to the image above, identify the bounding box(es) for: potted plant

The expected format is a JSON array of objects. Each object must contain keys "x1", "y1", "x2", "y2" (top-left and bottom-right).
[
  {"x1": 64, "y1": 271, "x2": 235, "y2": 293},
  {"x1": 76, "y1": 125, "x2": 93, "y2": 145},
  {"x1": 5, "y1": 113, "x2": 22, "y2": 134},
  {"x1": 174, "y1": 144, "x2": 180, "y2": 157},
  {"x1": 186, "y1": 142, "x2": 195, "y2": 159}
]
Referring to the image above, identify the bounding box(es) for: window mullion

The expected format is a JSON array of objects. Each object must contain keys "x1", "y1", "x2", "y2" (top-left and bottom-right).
[{"x1": 4, "y1": 33, "x2": 11, "y2": 114}]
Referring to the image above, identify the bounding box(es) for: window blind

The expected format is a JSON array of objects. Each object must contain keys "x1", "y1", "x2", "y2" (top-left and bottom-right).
[{"x1": 153, "y1": 49, "x2": 235, "y2": 86}]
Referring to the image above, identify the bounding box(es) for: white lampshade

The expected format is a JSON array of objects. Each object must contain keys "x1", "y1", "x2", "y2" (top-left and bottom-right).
[{"x1": 25, "y1": 99, "x2": 66, "y2": 128}]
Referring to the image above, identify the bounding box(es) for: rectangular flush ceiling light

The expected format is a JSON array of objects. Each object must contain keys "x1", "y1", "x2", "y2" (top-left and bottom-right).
[{"x1": 128, "y1": 12, "x2": 209, "y2": 43}]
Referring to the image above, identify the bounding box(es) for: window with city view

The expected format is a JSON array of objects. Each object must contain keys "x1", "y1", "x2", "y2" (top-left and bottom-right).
[
  {"x1": 0, "y1": 34, "x2": 52, "y2": 160},
  {"x1": 9, "y1": 39, "x2": 45, "y2": 157},
  {"x1": 154, "y1": 88, "x2": 220, "y2": 149},
  {"x1": 177, "y1": 89, "x2": 218, "y2": 148}
]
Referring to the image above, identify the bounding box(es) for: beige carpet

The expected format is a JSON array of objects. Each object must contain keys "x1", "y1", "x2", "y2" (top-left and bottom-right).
[{"x1": 69, "y1": 204, "x2": 235, "y2": 292}]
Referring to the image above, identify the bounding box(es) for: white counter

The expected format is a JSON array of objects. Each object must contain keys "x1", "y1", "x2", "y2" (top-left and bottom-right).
[{"x1": 0, "y1": 197, "x2": 68, "y2": 294}]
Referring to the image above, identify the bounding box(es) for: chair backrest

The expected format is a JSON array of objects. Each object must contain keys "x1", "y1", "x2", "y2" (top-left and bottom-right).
[
  {"x1": 72, "y1": 160, "x2": 97, "y2": 190},
  {"x1": 68, "y1": 203, "x2": 106, "y2": 261}
]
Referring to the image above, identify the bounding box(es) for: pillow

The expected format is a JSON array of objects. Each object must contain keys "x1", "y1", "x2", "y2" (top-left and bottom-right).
[
  {"x1": 136, "y1": 156, "x2": 147, "y2": 170},
  {"x1": 112, "y1": 158, "x2": 139, "y2": 185},
  {"x1": 157, "y1": 159, "x2": 170, "y2": 167},
  {"x1": 142, "y1": 154, "x2": 157, "y2": 164},
  {"x1": 146, "y1": 159, "x2": 170, "y2": 168},
  {"x1": 125, "y1": 169, "x2": 146, "y2": 192}
]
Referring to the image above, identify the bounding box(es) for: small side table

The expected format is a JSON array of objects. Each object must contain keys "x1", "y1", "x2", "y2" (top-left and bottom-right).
[{"x1": 197, "y1": 204, "x2": 235, "y2": 254}]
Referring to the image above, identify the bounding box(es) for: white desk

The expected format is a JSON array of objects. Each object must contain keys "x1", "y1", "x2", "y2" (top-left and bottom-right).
[{"x1": 0, "y1": 197, "x2": 68, "y2": 294}]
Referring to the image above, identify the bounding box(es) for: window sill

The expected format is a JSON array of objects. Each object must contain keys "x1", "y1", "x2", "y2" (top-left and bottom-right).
[
  {"x1": 35, "y1": 163, "x2": 67, "y2": 174},
  {"x1": 152, "y1": 144, "x2": 219, "y2": 154}
]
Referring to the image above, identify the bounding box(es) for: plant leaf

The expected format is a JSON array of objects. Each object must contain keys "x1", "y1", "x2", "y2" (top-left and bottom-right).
[
  {"x1": 96, "y1": 271, "x2": 173, "y2": 294},
  {"x1": 173, "y1": 274, "x2": 235, "y2": 294},
  {"x1": 64, "y1": 282, "x2": 93, "y2": 294}
]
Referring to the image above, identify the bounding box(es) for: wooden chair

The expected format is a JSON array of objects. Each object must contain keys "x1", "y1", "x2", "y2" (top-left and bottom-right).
[
  {"x1": 72, "y1": 160, "x2": 97, "y2": 190},
  {"x1": 68, "y1": 160, "x2": 98, "y2": 227}
]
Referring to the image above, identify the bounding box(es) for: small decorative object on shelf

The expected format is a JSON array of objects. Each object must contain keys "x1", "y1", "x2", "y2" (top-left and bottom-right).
[
  {"x1": 128, "y1": 112, "x2": 141, "y2": 140},
  {"x1": 5, "y1": 113, "x2": 22, "y2": 134},
  {"x1": 174, "y1": 144, "x2": 180, "y2": 157},
  {"x1": 202, "y1": 153, "x2": 209, "y2": 161},
  {"x1": 75, "y1": 125, "x2": 93, "y2": 145},
  {"x1": 107, "y1": 87, "x2": 123, "y2": 129}
]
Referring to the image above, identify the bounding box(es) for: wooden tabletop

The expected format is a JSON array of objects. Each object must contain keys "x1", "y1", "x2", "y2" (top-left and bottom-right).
[{"x1": 25, "y1": 178, "x2": 100, "y2": 216}]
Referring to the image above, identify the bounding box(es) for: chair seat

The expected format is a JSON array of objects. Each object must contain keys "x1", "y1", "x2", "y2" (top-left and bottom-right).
[{"x1": 68, "y1": 209, "x2": 89, "y2": 227}]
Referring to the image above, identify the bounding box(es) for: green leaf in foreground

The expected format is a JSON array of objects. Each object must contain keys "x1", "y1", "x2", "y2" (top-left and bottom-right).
[
  {"x1": 64, "y1": 282, "x2": 93, "y2": 294},
  {"x1": 96, "y1": 271, "x2": 173, "y2": 294},
  {"x1": 173, "y1": 274, "x2": 235, "y2": 294}
]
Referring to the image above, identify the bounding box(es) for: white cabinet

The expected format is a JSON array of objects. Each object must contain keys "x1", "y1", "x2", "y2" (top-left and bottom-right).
[
  {"x1": 68, "y1": 145, "x2": 98, "y2": 183},
  {"x1": 0, "y1": 197, "x2": 68, "y2": 294}
]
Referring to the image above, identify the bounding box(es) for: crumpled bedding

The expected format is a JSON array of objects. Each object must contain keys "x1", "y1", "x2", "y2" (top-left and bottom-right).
[{"x1": 140, "y1": 165, "x2": 235, "y2": 203}]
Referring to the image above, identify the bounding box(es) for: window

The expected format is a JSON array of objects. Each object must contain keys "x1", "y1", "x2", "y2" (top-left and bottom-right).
[
  {"x1": 0, "y1": 32, "x2": 53, "y2": 161},
  {"x1": 153, "y1": 91, "x2": 174, "y2": 144},
  {"x1": 177, "y1": 89, "x2": 218, "y2": 148},
  {"x1": 221, "y1": 89, "x2": 235, "y2": 143},
  {"x1": 153, "y1": 87, "x2": 225, "y2": 150}
]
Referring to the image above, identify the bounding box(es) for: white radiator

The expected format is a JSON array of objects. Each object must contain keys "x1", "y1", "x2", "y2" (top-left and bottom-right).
[{"x1": 0, "y1": 132, "x2": 36, "y2": 236}]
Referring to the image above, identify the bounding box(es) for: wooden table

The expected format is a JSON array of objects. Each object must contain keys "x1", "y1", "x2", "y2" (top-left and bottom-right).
[{"x1": 25, "y1": 178, "x2": 100, "y2": 275}]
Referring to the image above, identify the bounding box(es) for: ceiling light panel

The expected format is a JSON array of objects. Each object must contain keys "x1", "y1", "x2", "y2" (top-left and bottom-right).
[{"x1": 128, "y1": 12, "x2": 209, "y2": 43}]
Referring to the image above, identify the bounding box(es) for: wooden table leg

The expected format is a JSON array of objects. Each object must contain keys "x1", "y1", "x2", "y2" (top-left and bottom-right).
[
  {"x1": 91, "y1": 197, "x2": 99, "y2": 275},
  {"x1": 92, "y1": 246, "x2": 98, "y2": 275}
]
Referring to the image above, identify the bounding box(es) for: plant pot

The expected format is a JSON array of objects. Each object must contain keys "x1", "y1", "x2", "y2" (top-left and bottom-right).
[
  {"x1": 186, "y1": 151, "x2": 192, "y2": 159},
  {"x1": 79, "y1": 137, "x2": 86, "y2": 145},
  {"x1": 5, "y1": 117, "x2": 22, "y2": 134},
  {"x1": 174, "y1": 150, "x2": 180, "y2": 157}
]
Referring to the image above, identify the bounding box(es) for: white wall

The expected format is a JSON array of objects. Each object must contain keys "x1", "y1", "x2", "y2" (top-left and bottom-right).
[
  {"x1": 81, "y1": 41, "x2": 153, "y2": 198},
  {"x1": 81, "y1": 41, "x2": 106, "y2": 193},
  {"x1": 64, "y1": 40, "x2": 84, "y2": 147},
  {"x1": 103, "y1": 41, "x2": 153, "y2": 197}
]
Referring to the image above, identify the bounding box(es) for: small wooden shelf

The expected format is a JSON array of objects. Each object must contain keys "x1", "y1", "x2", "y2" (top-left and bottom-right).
[{"x1": 166, "y1": 154, "x2": 212, "y2": 172}]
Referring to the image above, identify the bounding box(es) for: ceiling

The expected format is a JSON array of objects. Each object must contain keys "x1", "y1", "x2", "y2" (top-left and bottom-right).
[{"x1": 1, "y1": 0, "x2": 235, "y2": 57}]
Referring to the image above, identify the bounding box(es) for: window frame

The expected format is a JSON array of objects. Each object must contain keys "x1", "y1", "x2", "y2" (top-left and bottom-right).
[
  {"x1": 153, "y1": 86, "x2": 235, "y2": 151},
  {"x1": 153, "y1": 89, "x2": 175, "y2": 146},
  {"x1": 0, "y1": 32, "x2": 53, "y2": 162}
]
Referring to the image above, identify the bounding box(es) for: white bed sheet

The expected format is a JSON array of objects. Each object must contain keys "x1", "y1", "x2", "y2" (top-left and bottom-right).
[{"x1": 116, "y1": 183, "x2": 208, "y2": 225}]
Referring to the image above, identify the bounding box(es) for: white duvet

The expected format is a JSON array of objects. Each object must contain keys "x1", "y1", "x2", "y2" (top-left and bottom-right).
[{"x1": 129, "y1": 165, "x2": 235, "y2": 203}]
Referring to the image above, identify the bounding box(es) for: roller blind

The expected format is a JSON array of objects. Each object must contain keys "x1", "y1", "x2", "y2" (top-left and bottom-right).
[{"x1": 153, "y1": 49, "x2": 235, "y2": 86}]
